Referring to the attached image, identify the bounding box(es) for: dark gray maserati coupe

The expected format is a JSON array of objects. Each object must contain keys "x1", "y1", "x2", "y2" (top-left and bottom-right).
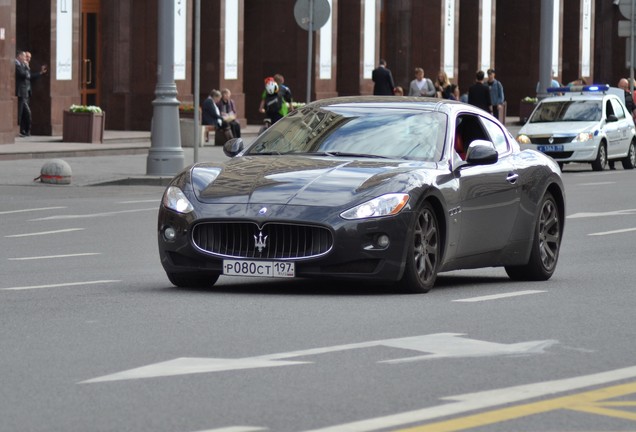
[{"x1": 158, "y1": 96, "x2": 565, "y2": 293}]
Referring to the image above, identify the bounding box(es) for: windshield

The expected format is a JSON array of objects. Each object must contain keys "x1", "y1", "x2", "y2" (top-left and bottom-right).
[
  {"x1": 529, "y1": 100, "x2": 602, "y2": 123},
  {"x1": 246, "y1": 106, "x2": 447, "y2": 161}
]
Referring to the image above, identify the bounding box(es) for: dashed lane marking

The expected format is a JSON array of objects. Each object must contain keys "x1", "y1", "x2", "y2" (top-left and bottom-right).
[
  {"x1": 5, "y1": 228, "x2": 85, "y2": 238},
  {"x1": 0, "y1": 206, "x2": 66, "y2": 215},
  {"x1": 452, "y1": 290, "x2": 546, "y2": 302},
  {"x1": 589, "y1": 227, "x2": 636, "y2": 236},
  {"x1": 1, "y1": 280, "x2": 121, "y2": 291},
  {"x1": 8, "y1": 252, "x2": 101, "y2": 261}
]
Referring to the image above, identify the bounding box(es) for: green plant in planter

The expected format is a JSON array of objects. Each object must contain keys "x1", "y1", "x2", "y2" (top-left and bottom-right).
[{"x1": 69, "y1": 104, "x2": 103, "y2": 113}]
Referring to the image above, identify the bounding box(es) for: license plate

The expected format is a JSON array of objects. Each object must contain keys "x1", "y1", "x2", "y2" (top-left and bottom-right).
[
  {"x1": 223, "y1": 259, "x2": 295, "y2": 278},
  {"x1": 537, "y1": 144, "x2": 564, "y2": 152}
]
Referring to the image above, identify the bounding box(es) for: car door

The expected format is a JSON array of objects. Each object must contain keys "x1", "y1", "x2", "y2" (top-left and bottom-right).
[
  {"x1": 604, "y1": 97, "x2": 625, "y2": 159},
  {"x1": 455, "y1": 115, "x2": 520, "y2": 257},
  {"x1": 608, "y1": 97, "x2": 632, "y2": 158}
]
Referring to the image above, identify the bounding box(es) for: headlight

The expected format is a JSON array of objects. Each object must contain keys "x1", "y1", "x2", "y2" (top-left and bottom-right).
[
  {"x1": 341, "y1": 193, "x2": 410, "y2": 220},
  {"x1": 574, "y1": 132, "x2": 593, "y2": 142},
  {"x1": 162, "y1": 186, "x2": 194, "y2": 213},
  {"x1": 516, "y1": 134, "x2": 531, "y2": 144}
]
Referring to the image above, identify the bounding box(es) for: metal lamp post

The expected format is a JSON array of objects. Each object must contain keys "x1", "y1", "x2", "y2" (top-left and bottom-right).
[{"x1": 147, "y1": 0, "x2": 185, "y2": 176}]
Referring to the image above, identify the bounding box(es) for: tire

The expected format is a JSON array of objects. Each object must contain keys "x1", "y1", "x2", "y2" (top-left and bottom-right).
[
  {"x1": 591, "y1": 143, "x2": 607, "y2": 171},
  {"x1": 505, "y1": 192, "x2": 561, "y2": 281},
  {"x1": 621, "y1": 140, "x2": 636, "y2": 170},
  {"x1": 167, "y1": 272, "x2": 219, "y2": 288},
  {"x1": 396, "y1": 201, "x2": 440, "y2": 293}
]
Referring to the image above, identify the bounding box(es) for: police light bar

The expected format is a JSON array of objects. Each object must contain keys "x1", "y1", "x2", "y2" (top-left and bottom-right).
[{"x1": 547, "y1": 84, "x2": 610, "y2": 93}]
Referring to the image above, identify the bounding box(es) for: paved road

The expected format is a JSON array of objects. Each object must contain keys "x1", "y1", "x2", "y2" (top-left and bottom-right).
[{"x1": 1, "y1": 157, "x2": 636, "y2": 431}]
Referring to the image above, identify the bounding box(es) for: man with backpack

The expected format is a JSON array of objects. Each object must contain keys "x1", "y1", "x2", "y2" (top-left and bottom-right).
[{"x1": 259, "y1": 76, "x2": 287, "y2": 124}]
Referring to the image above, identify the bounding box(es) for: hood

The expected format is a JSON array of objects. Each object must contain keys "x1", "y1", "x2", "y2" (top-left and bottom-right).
[
  {"x1": 519, "y1": 121, "x2": 598, "y2": 136},
  {"x1": 191, "y1": 155, "x2": 431, "y2": 206}
]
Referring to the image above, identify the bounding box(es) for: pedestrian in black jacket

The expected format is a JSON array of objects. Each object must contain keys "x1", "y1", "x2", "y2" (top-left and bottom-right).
[
  {"x1": 372, "y1": 59, "x2": 395, "y2": 96},
  {"x1": 468, "y1": 70, "x2": 492, "y2": 114}
]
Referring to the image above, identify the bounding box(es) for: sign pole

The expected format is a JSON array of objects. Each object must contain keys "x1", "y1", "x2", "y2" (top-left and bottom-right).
[
  {"x1": 306, "y1": 0, "x2": 314, "y2": 104},
  {"x1": 629, "y1": 0, "x2": 636, "y2": 93}
]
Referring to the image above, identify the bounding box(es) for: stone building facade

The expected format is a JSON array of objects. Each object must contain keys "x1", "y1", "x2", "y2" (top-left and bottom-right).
[{"x1": 0, "y1": 0, "x2": 628, "y2": 144}]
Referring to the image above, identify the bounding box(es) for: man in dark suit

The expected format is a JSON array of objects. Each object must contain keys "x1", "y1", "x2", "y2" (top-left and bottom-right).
[
  {"x1": 15, "y1": 51, "x2": 47, "y2": 137},
  {"x1": 15, "y1": 51, "x2": 32, "y2": 137},
  {"x1": 468, "y1": 70, "x2": 492, "y2": 114},
  {"x1": 372, "y1": 59, "x2": 395, "y2": 96}
]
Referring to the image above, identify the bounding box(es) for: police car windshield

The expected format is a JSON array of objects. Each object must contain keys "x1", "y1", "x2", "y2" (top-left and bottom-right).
[{"x1": 529, "y1": 100, "x2": 602, "y2": 123}]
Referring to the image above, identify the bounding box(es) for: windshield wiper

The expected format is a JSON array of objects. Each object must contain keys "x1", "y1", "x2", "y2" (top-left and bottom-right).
[{"x1": 311, "y1": 151, "x2": 391, "y2": 159}]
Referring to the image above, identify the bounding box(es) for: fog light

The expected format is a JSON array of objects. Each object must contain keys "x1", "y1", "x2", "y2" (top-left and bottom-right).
[
  {"x1": 164, "y1": 227, "x2": 176, "y2": 241},
  {"x1": 377, "y1": 234, "x2": 390, "y2": 248}
]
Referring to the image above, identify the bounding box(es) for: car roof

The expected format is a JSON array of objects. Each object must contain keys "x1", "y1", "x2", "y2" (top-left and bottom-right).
[{"x1": 305, "y1": 96, "x2": 474, "y2": 116}]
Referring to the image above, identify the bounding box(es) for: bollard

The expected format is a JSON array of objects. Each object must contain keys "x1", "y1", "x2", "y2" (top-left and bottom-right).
[{"x1": 36, "y1": 159, "x2": 72, "y2": 185}]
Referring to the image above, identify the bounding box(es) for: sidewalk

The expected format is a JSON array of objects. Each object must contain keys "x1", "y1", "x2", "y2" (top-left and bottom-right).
[{"x1": 0, "y1": 119, "x2": 523, "y2": 187}]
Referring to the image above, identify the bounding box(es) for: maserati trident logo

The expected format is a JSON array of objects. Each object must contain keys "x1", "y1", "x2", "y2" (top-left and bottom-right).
[{"x1": 254, "y1": 231, "x2": 268, "y2": 253}]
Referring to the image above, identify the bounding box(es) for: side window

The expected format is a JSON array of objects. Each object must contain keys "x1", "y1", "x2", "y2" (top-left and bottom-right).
[
  {"x1": 610, "y1": 99, "x2": 626, "y2": 119},
  {"x1": 606, "y1": 100, "x2": 615, "y2": 118},
  {"x1": 482, "y1": 117, "x2": 510, "y2": 155}
]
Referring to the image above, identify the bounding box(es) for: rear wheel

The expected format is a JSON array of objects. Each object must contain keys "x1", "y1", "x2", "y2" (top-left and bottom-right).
[
  {"x1": 621, "y1": 140, "x2": 636, "y2": 170},
  {"x1": 505, "y1": 192, "x2": 561, "y2": 281},
  {"x1": 396, "y1": 201, "x2": 440, "y2": 293},
  {"x1": 167, "y1": 272, "x2": 219, "y2": 288},
  {"x1": 591, "y1": 143, "x2": 607, "y2": 171}
]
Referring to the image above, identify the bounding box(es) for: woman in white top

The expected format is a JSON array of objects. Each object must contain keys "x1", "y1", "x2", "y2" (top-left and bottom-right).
[{"x1": 408, "y1": 67, "x2": 436, "y2": 97}]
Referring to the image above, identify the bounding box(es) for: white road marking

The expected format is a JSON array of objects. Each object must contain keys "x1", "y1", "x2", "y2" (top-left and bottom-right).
[
  {"x1": 0, "y1": 206, "x2": 66, "y2": 215},
  {"x1": 452, "y1": 290, "x2": 546, "y2": 302},
  {"x1": 589, "y1": 227, "x2": 636, "y2": 236},
  {"x1": 302, "y1": 365, "x2": 636, "y2": 432},
  {"x1": 568, "y1": 209, "x2": 636, "y2": 219},
  {"x1": 5, "y1": 228, "x2": 85, "y2": 238},
  {"x1": 577, "y1": 181, "x2": 615, "y2": 186},
  {"x1": 80, "y1": 333, "x2": 557, "y2": 383},
  {"x1": 192, "y1": 427, "x2": 268, "y2": 432},
  {"x1": 1, "y1": 280, "x2": 120, "y2": 291},
  {"x1": 8, "y1": 252, "x2": 101, "y2": 261},
  {"x1": 29, "y1": 207, "x2": 157, "y2": 221},
  {"x1": 117, "y1": 199, "x2": 159, "y2": 204},
  {"x1": 81, "y1": 357, "x2": 311, "y2": 383}
]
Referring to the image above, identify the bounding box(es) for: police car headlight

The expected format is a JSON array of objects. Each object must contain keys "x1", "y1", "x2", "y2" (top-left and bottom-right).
[
  {"x1": 341, "y1": 194, "x2": 410, "y2": 220},
  {"x1": 574, "y1": 132, "x2": 593, "y2": 142},
  {"x1": 162, "y1": 186, "x2": 194, "y2": 214},
  {"x1": 516, "y1": 134, "x2": 531, "y2": 144}
]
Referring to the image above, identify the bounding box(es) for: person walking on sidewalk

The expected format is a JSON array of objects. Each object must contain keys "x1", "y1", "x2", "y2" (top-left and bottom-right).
[
  {"x1": 372, "y1": 59, "x2": 395, "y2": 96},
  {"x1": 486, "y1": 68, "x2": 505, "y2": 120}
]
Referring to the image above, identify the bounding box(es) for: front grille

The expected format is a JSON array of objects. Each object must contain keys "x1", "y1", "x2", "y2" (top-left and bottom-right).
[
  {"x1": 192, "y1": 222, "x2": 334, "y2": 260},
  {"x1": 530, "y1": 136, "x2": 573, "y2": 144},
  {"x1": 543, "y1": 151, "x2": 574, "y2": 158}
]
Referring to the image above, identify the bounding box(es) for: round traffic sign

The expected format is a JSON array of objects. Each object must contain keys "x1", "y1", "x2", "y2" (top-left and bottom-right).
[{"x1": 294, "y1": 0, "x2": 331, "y2": 31}]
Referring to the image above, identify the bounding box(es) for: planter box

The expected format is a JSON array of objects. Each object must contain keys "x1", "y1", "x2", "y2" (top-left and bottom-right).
[
  {"x1": 519, "y1": 101, "x2": 537, "y2": 124},
  {"x1": 63, "y1": 110, "x2": 105, "y2": 143},
  {"x1": 179, "y1": 118, "x2": 207, "y2": 147}
]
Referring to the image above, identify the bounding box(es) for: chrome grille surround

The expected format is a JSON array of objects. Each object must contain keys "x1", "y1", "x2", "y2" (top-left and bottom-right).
[
  {"x1": 529, "y1": 136, "x2": 574, "y2": 145},
  {"x1": 192, "y1": 221, "x2": 334, "y2": 260}
]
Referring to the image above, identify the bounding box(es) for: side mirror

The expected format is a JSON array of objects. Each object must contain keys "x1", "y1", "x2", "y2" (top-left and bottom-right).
[
  {"x1": 465, "y1": 139, "x2": 498, "y2": 165},
  {"x1": 223, "y1": 137, "x2": 244, "y2": 157},
  {"x1": 606, "y1": 114, "x2": 618, "y2": 123}
]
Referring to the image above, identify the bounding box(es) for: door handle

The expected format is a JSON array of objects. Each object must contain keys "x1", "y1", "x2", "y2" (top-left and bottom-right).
[
  {"x1": 83, "y1": 59, "x2": 92, "y2": 85},
  {"x1": 506, "y1": 172, "x2": 519, "y2": 184}
]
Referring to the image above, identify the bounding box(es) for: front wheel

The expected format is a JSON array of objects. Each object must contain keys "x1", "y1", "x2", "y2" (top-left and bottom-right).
[
  {"x1": 505, "y1": 192, "x2": 561, "y2": 281},
  {"x1": 591, "y1": 143, "x2": 607, "y2": 171},
  {"x1": 396, "y1": 202, "x2": 440, "y2": 293},
  {"x1": 621, "y1": 140, "x2": 636, "y2": 170}
]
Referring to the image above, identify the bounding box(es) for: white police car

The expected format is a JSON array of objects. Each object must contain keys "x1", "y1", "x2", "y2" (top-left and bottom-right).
[{"x1": 516, "y1": 85, "x2": 636, "y2": 171}]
